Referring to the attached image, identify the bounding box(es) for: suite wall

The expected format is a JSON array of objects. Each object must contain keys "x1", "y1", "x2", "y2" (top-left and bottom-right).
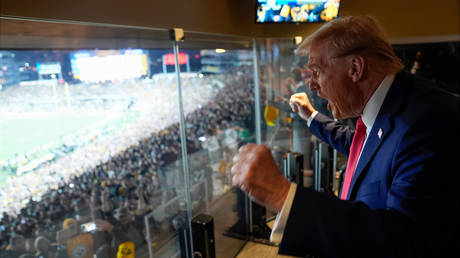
[{"x1": 1, "y1": 0, "x2": 458, "y2": 40}]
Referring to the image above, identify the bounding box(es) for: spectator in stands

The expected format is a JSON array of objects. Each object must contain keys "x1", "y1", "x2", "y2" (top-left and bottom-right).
[{"x1": 0, "y1": 66, "x2": 256, "y2": 256}]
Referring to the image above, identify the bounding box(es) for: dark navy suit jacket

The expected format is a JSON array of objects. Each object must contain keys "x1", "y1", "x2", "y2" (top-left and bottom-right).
[{"x1": 278, "y1": 72, "x2": 459, "y2": 258}]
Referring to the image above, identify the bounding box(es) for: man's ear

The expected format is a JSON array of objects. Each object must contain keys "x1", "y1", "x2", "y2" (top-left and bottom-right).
[{"x1": 348, "y1": 55, "x2": 366, "y2": 83}]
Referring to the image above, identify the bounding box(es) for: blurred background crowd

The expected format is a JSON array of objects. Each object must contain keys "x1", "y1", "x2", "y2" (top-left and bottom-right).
[{"x1": 0, "y1": 66, "x2": 255, "y2": 258}]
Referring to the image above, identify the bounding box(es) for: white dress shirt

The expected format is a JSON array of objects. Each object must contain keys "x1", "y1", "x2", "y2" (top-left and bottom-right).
[{"x1": 270, "y1": 74, "x2": 396, "y2": 244}]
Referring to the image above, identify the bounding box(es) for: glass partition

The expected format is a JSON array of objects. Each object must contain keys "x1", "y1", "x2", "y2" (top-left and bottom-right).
[
  {"x1": 174, "y1": 42, "x2": 256, "y2": 257},
  {"x1": 0, "y1": 17, "x2": 253, "y2": 258},
  {"x1": 1, "y1": 48, "x2": 184, "y2": 258},
  {"x1": 254, "y1": 38, "x2": 341, "y2": 200}
]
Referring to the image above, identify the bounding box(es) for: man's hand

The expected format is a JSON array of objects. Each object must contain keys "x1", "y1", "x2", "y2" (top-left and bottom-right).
[
  {"x1": 231, "y1": 144, "x2": 291, "y2": 212},
  {"x1": 289, "y1": 93, "x2": 316, "y2": 120}
]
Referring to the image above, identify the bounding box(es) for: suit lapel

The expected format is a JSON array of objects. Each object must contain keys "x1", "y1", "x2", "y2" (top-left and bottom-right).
[
  {"x1": 347, "y1": 116, "x2": 392, "y2": 199},
  {"x1": 347, "y1": 72, "x2": 410, "y2": 200}
]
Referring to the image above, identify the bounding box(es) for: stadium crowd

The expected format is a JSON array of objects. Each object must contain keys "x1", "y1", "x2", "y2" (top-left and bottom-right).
[
  {"x1": 0, "y1": 66, "x2": 255, "y2": 257},
  {"x1": 1, "y1": 75, "x2": 219, "y2": 214}
]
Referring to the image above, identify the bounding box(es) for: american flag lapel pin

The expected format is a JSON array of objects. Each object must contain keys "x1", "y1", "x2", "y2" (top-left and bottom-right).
[{"x1": 378, "y1": 128, "x2": 383, "y2": 139}]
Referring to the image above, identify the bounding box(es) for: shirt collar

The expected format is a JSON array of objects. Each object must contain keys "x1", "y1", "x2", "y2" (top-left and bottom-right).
[{"x1": 361, "y1": 74, "x2": 395, "y2": 134}]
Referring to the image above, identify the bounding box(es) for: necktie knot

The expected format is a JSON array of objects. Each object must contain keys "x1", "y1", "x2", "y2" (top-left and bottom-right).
[{"x1": 355, "y1": 117, "x2": 367, "y2": 135}]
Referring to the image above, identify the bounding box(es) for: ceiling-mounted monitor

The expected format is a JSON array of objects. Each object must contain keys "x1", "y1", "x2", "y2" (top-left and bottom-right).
[{"x1": 256, "y1": 0, "x2": 341, "y2": 24}]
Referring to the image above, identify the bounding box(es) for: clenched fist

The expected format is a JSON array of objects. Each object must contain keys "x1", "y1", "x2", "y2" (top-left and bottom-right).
[
  {"x1": 289, "y1": 93, "x2": 316, "y2": 120},
  {"x1": 231, "y1": 144, "x2": 291, "y2": 212}
]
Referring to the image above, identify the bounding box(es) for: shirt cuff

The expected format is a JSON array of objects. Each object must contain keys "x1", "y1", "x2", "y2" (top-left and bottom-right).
[
  {"x1": 307, "y1": 111, "x2": 318, "y2": 127},
  {"x1": 270, "y1": 183, "x2": 297, "y2": 244}
]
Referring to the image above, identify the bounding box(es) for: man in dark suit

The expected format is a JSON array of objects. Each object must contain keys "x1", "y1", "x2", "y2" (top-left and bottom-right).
[{"x1": 231, "y1": 15, "x2": 458, "y2": 257}]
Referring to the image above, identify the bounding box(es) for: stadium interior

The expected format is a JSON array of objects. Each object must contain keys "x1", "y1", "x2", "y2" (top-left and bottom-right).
[{"x1": 0, "y1": 0, "x2": 458, "y2": 257}]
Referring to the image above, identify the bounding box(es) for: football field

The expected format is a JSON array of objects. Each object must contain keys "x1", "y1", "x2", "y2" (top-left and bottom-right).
[{"x1": 0, "y1": 111, "x2": 140, "y2": 186}]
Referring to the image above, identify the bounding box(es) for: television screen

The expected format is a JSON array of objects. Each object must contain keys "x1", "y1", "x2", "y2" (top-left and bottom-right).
[
  {"x1": 256, "y1": 0, "x2": 341, "y2": 23},
  {"x1": 70, "y1": 49, "x2": 148, "y2": 82}
]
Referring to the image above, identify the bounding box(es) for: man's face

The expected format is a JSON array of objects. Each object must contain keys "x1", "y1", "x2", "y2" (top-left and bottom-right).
[{"x1": 306, "y1": 43, "x2": 363, "y2": 119}]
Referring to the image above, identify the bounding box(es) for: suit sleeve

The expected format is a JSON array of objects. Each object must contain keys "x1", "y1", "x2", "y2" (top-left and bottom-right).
[
  {"x1": 278, "y1": 96, "x2": 459, "y2": 258},
  {"x1": 309, "y1": 112, "x2": 353, "y2": 155}
]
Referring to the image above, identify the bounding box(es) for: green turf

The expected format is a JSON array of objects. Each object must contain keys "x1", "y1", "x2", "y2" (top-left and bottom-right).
[
  {"x1": 0, "y1": 114, "x2": 104, "y2": 160},
  {"x1": 0, "y1": 111, "x2": 140, "y2": 186}
]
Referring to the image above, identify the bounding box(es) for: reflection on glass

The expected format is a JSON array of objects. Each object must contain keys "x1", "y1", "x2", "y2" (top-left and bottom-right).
[
  {"x1": 256, "y1": 39, "x2": 330, "y2": 171},
  {"x1": 255, "y1": 39, "x2": 359, "y2": 197},
  {"x1": 177, "y1": 48, "x2": 257, "y2": 256}
]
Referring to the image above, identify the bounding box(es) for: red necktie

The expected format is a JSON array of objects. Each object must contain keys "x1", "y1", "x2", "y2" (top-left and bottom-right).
[{"x1": 340, "y1": 117, "x2": 367, "y2": 200}]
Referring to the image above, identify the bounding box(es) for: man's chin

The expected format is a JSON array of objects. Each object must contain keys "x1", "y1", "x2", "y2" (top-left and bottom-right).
[
  {"x1": 332, "y1": 111, "x2": 353, "y2": 120},
  {"x1": 327, "y1": 102, "x2": 342, "y2": 118},
  {"x1": 328, "y1": 104, "x2": 344, "y2": 119}
]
